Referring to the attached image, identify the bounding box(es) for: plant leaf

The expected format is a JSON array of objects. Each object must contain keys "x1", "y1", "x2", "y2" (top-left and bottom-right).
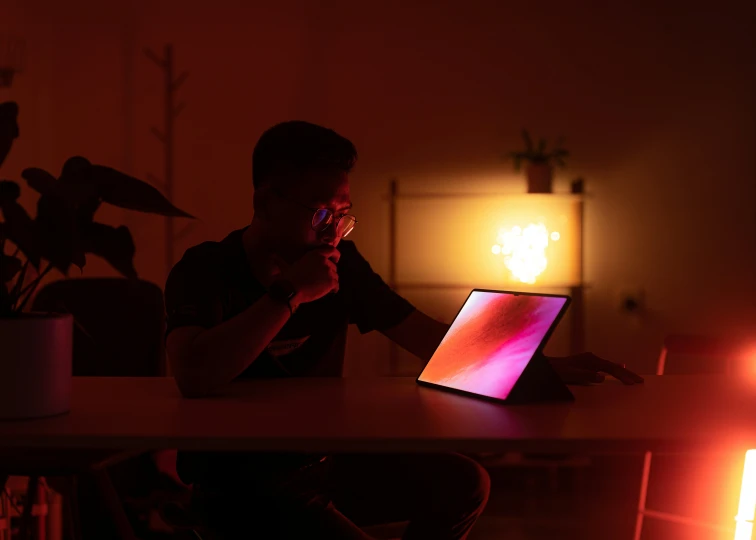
[
  {"x1": 35, "y1": 194, "x2": 85, "y2": 275},
  {"x1": 90, "y1": 165, "x2": 194, "y2": 218},
  {"x1": 61, "y1": 155, "x2": 92, "y2": 177},
  {"x1": 537, "y1": 138, "x2": 547, "y2": 154},
  {"x1": 10, "y1": 259, "x2": 28, "y2": 304},
  {"x1": 76, "y1": 197, "x2": 102, "y2": 227},
  {"x1": 521, "y1": 129, "x2": 533, "y2": 153},
  {"x1": 0, "y1": 179, "x2": 21, "y2": 205},
  {"x1": 0, "y1": 101, "x2": 19, "y2": 169},
  {"x1": 58, "y1": 156, "x2": 100, "y2": 201},
  {"x1": 21, "y1": 167, "x2": 58, "y2": 196},
  {"x1": 1, "y1": 254, "x2": 22, "y2": 283},
  {"x1": 80, "y1": 222, "x2": 137, "y2": 279},
  {"x1": 23, "y1": 165, "x2": 102, "y2": 213},
  {"x1": 0, "y1": 201, "x2": 41, "y2": 269}
]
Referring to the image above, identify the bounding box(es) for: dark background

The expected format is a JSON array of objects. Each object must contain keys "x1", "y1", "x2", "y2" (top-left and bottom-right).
[{"x1": 2, "y1": 0, "x2": 754, "y2": 377}]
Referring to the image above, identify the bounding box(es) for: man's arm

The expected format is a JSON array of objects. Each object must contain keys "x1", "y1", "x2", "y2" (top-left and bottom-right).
[
  {"x1": 167, "y1": 245, "x2": 341, "y2": 398},
  {"x1": 380, "y1": 309, "x2": 644, "y2": 385},
  {"x1": 380, "y1": 309, "x2": 449, "y2": 364},
  {"x1": 164, "y1": 248, "x2": 297, "y2": 398},
  {"x1": 167, "y1": 294, "x2": 294, "y2": 398},
  {"x1": 337, "y1": 241, "x2": 448, "y2": 363}
]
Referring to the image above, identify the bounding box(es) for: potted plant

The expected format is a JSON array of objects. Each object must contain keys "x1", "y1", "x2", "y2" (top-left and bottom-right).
[
  {"x1": 508, "y1": 129, "x2": 569, "y2": 193},
  {"x1": 0, "y1": 101, "x2": 194, "y2": 419}
]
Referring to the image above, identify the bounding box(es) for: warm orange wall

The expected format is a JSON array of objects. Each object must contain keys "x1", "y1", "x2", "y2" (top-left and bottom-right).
[{"x1": 2, "y1": 0, "x2": 754, "y2": 374}]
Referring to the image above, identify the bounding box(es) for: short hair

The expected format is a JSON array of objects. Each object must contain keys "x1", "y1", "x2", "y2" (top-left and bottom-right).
[{"x1": 252, "y1": 121, "x2": 357, "y2": 188}]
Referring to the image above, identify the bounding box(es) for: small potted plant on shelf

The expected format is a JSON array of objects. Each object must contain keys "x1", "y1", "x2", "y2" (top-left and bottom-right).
[
  {"x1": 508, "y1": 129, "x2": 569, "y2": 193},
  {"x1": 0, "y1": 101, "x2": 194, "y2": 419}
]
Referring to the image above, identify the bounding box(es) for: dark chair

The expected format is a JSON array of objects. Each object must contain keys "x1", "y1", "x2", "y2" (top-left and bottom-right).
[
  {"x1": 12, "y1": 277, "x2": 182, "y2": 540},
  {"x1": 32, "y1": 277, "x2": 166, "y2": 377}
]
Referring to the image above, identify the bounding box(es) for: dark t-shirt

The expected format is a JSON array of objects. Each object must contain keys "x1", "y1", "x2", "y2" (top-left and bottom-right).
[{"x1": 164, "y1": 227, "x2": 416, "y2": 484}]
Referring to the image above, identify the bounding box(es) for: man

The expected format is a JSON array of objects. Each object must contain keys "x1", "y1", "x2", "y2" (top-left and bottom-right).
[{"x1": 164, "y1": 121, "x2": 643, "y2": 539}]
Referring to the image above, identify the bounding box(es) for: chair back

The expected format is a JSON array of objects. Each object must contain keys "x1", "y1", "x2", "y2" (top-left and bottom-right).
[
  {"x1": 656, "y1": 334, "x2": 746, "y2": 376},
  {"x1": 32, "y1": 278, "x2": 166, "y2": 377}
]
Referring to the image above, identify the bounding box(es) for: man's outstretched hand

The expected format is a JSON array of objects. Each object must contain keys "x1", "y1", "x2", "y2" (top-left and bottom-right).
[{"x1": 546, "y1": 352, "x2": 645, "y2": 385}]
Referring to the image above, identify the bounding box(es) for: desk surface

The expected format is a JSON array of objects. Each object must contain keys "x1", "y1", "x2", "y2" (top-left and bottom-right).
[{"x1": 0, "y1": 376, "x2": 754, "y2": 454}]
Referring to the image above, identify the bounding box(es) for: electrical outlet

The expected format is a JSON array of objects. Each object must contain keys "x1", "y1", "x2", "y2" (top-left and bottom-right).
[{"x1": 618, "y1": 287, "x2": 646, "y2": 313}]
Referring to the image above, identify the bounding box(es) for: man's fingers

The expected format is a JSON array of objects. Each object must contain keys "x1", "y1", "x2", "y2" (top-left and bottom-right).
[
  {"x1": 553, "y1": 353, "x2": 644, "y2": 385},
  {"x1": 583, "y1": 354, "x2": 644, "y2": 385},
  {"x1": 557, "y1": 367, "x2": 605, "y2": 385},
  {"x1": 614, "y1": 366, "x2": 645, "y2": 384},
  {"x1": 314, "y1": 245, "x2": 341, "y2": 263},
  {"x1": 598, "y1": 360, "x2": 644, "y2": 385}
]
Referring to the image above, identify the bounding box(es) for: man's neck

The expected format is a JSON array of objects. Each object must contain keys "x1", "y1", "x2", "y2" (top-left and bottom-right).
[{"x1": 242, "y1": 222, "x2": 281, "y2": 287}]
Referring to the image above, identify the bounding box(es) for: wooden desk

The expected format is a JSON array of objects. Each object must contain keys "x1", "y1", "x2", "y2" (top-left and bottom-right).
[{"x1": 0, "y1": 375, "x2": 754, "y2": 455}]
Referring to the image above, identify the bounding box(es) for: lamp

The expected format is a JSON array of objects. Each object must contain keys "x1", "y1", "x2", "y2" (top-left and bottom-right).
[
  {"x1": 394, "y1": 193, "x2": 582, "y2": 288},
  {"x1": 734, "y1": 449, "x2": 756, "y2": 540}
]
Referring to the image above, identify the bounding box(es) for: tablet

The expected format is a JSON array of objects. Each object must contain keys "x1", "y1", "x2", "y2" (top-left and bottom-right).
[{"x1": 416, "y1": 289, "x2": 571, "y2": 403}]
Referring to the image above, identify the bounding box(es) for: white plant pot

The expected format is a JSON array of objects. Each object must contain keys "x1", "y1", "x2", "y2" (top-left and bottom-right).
[{"x1": 0, "y1": 313, "x2": 73, "y2": 419}]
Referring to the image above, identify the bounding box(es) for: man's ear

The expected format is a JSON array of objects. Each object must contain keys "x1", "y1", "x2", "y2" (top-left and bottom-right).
[{"x1": 252, "y1": 185, "x2": 271, "y2": 220}]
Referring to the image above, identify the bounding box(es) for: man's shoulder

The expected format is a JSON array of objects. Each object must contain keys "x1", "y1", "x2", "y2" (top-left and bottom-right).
[
  {"x1": 180, "y1": 239, "x2": 232, "y2": 264},
  {"x1": 337, "y1": 239, "x2": 380, "y2": 282},
  {"x1": 168, "y1": 229, "x2": 244, "y2": 281},
  {"x1": 335, "y1": 239, "x2": 364, "y2": 270}
]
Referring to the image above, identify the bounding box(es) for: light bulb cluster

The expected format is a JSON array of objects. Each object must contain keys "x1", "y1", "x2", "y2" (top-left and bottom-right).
[{"x1": 491, "y1": 223, "x2": 560, "y2": 284}]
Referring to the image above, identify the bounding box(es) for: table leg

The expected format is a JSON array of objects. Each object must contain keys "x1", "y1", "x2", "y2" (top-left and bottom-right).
[
  {"x1": 1, "y1": 475, "x2": 9, "y2": 540},
  {"x1": 62, "y1": 476, "x2": 82, "y2": 540},
  {"x1": 20, "y1": 476, "x2": 38, "y2": 540},
  {"x1": 91, "y1": 469, "x2": 138, "y2": 540}
]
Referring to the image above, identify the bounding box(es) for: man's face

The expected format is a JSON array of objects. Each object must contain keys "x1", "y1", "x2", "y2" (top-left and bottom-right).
[{"x1": 258, "y1": 169, "x2": 353, "y2": 260}]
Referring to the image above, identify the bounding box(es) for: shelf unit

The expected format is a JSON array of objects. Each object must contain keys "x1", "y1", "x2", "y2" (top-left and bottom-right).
[{"x1": 386, "y1": 178, "x2": 586, "y2": 375}]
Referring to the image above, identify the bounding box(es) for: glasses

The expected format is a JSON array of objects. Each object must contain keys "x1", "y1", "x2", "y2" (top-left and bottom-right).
[{"x1": 272, "y1": 189, "x2": 358, "y2": 238}]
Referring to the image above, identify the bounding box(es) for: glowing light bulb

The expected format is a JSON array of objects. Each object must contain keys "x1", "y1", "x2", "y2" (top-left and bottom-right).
[
  {"x1": 551, "y1": 231, "x2": 561, "y2": 241},
  {"x1": 494, "y1": 222, "x2": 551, "y2": 284}
]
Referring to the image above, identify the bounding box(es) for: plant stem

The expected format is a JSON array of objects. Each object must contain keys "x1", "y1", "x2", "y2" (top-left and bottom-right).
[
  {"x1": 10, "y1": 260, "x2": 30, "y2": 310},
  {"x1": 15, "y1": 263, "x2": 53, "y2": 313},
  {"x1": 0, "y1": 235, "x2": 5, "y2": 286}
]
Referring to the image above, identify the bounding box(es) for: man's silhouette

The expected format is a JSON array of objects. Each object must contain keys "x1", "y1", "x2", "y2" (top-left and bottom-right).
[{"x1": 164, "y1": 121, "x2": 642, "y2": 539}]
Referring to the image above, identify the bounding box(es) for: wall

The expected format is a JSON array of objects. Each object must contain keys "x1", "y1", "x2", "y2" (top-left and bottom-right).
[{"x1": 1, "y1": 0, "x2": 754, "y2": 375}]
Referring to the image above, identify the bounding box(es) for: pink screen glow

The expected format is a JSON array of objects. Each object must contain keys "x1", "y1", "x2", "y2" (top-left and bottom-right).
[{"x1": 418, "y1": 291, "x2": 567, "y2": 400}]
